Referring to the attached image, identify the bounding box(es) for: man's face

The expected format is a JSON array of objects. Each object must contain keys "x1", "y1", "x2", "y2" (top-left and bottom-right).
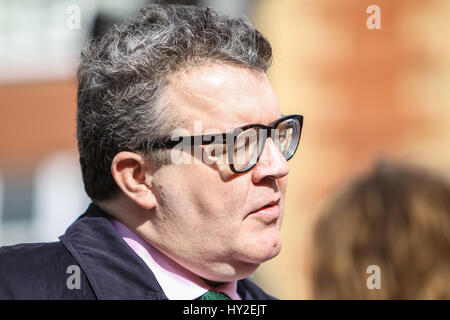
[{"x1": 149, "y1": 63, "x2": 290, "y2": 282}]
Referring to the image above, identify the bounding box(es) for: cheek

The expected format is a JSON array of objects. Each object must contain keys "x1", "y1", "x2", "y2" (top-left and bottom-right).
[
  {"x1": 201, "y1": 169, "x2": 252, "y2": 209},
  {"x1": 156, "y1": 163, "x2": 252, "y2": 224},
  {"x1": 206, "y1": 184, "x2": 249, "y2": 221}
]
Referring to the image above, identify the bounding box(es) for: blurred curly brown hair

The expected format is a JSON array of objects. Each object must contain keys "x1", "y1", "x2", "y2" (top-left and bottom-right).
[{"x1": 312, "y1": 161, "x2": 450, "y2": 299}]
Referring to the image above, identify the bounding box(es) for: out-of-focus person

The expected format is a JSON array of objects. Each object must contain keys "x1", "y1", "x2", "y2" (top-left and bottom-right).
[{"x1": 312, "y1": 161, "x2": 450, "y2": 299}]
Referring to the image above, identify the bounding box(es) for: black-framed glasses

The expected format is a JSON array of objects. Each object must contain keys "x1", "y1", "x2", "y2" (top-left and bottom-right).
[{"x1": 141, "y1": 114, "x2": 304, "y2": 173}]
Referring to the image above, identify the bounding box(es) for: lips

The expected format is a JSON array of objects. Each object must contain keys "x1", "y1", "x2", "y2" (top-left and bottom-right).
[
  {"x1": 248, "y1": 199, "x2": 281, "y2": 222},
  {"x1": 252, "y1": 199, "x2": 280, "y2": 211}
]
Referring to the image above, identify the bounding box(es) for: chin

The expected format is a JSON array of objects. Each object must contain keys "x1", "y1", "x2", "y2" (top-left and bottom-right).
[
  {"x1": 201, "y1": 239, "x2": 283, "y2": 282},
  {"x1": 258, "y1": 239, "x2": 282, "y2": 262},
  {"x1": 237, "y1": 234, "x2": 283, "y2": 265}
]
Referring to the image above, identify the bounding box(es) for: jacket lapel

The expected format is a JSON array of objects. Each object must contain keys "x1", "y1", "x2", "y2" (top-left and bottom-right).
[{"x1": 59, "y1": 203, "x2": 168, "y2": 300}]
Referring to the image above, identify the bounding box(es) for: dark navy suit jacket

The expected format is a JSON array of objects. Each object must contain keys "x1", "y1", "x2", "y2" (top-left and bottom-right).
[{"x1": 0, "y1": 203, "x2": 276, "y2": 300}]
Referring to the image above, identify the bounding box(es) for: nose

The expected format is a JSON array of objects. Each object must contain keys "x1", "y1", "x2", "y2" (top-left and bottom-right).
[{"x1": 251, "y1": 138, "x2": 290, "y2": 184}]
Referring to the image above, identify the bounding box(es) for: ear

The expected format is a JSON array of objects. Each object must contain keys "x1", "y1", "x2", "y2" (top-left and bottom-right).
[{"x1": 111, "y1": 151, "x2": 156, "y2": 210}]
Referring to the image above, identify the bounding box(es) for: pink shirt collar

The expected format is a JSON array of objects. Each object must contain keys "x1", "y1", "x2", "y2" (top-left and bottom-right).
[{"x1": 110, "y1": 218, "x2": 241, "y2": 300}]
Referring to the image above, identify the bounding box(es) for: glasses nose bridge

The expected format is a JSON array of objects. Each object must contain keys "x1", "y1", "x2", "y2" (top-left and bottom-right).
[
  {"x1": 264, "y1": 123, "x2": 278, "y2": 139},
  {"x1": 245, "y1": 124, "x2": 283, "y2": 166},
  {"x1": 258, "y1": 134, "x2": 285, "y2": 165},
  {"x1": 249, "y1": 135, "x2": 289, "y2": 181},
  {"x1": 254, "y1": 124, "x2": 277, "y2": 142}
]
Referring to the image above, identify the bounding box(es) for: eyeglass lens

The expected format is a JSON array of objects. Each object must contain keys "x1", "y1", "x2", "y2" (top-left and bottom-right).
[{"x1": 232, "y1": 117, "x2": 301, "y2": 172}]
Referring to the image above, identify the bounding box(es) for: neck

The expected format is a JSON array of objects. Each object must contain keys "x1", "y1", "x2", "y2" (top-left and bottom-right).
[
  {"x1": 96, "y1": 196, "x2": 151, "y2": 233},
  {"x1": 202, "y1": 278, "x2": 227, "y2": 288}
]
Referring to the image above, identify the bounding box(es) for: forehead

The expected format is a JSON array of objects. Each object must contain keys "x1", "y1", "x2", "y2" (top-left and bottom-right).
[{"x1": 164, "y1": 63, "x2": 281, "y2": 132}]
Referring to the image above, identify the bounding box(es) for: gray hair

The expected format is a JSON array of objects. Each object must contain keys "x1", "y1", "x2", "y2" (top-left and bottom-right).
[{"x1": 77, "y1": 3, "x2": 272, "y2": 201}]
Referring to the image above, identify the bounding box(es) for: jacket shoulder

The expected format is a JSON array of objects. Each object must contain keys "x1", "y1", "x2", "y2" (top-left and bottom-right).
[{"x1": 0, "y1": 241, "x2": 95, "y2": 299}]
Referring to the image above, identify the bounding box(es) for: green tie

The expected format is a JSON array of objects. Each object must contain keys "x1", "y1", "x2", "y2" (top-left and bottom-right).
[{"x1": 197, "y1": 290, "x2": 231, "y2": 300}]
